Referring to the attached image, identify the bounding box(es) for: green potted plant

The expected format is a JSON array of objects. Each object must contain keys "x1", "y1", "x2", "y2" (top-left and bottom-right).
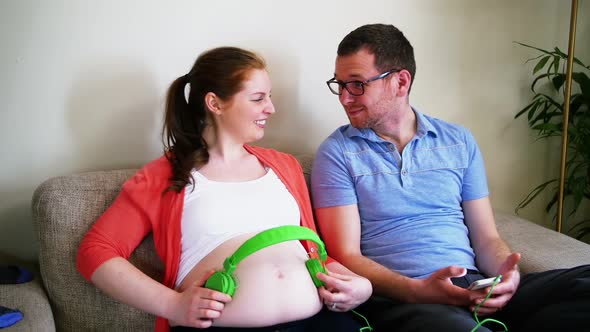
[{"x1": 514, "y1": 42, "x2": 590, "y2": 242}]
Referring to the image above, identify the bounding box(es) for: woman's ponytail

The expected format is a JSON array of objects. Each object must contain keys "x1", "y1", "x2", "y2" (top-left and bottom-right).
[
  {"x1": 163, "y1": 74, "x2": 209, "y2": 193},
  {"x1": 161, "y1": 47, "x2": 266, "y2": 193}
]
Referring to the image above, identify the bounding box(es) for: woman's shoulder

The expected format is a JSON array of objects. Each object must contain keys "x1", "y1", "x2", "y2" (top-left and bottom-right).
[
  {"x1": 246, "y1": 145, "x2": 299, "y2": 165},
  {"x1": 125, "y1": 155, "x2": 173, "y2": 191}
]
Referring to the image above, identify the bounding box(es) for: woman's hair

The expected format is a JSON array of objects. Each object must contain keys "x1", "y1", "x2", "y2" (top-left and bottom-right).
[{"x1": 162, "y1": 46, "x2": 266, "y2": 192}]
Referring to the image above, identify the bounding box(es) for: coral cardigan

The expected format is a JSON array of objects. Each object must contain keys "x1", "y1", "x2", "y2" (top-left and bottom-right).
[{"x1": 77, "y1": 145, "x2": 331, "y2": 332}]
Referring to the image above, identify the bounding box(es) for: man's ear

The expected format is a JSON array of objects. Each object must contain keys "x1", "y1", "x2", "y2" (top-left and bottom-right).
[
  {"x1": 204, "y1": 92, "x2": 222, "y2": 115},
  {"x1": 396, "y1": 70, "x2": 412, "y2": 97}
]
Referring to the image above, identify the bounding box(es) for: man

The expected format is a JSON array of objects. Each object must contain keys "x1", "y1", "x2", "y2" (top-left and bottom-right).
[{"x1": 311, "y1": 23, "x2": 590, "y2": 332}]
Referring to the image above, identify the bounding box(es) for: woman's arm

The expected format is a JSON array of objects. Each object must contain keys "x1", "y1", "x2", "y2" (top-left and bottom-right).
[
  {"x1": 78, "y1": 166, "x2": 231, "y2": 327},
  {"x1": 91, "y1": 257, "x2": 231, "y2": 328}
]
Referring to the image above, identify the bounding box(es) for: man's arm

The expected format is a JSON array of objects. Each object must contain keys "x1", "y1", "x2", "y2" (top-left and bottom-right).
[
  {"x1": 462, "y1": 197, "x2": 521, "y2": 313},
  {"x1": 315, "y1": 204, "x2": 472, "y2": 305},
  {"x1": 462, "y1": 197, "x2": 520, "y2": 276}
]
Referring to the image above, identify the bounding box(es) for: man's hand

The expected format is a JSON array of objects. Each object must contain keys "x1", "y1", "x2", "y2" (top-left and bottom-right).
[
  {"x1": 410, "y1": 266, "x2": 472, "y2": 305},
  {"x1": 469, "y1": 253, "x2": 521, "y2": 315}
]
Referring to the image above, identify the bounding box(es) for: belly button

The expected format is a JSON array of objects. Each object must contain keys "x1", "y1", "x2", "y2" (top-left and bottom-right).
[{"x1": 275, "y1": 270, "x2": 284, "y2": 279}]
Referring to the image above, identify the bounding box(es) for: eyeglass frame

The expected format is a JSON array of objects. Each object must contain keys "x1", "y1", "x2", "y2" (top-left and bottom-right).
[{"x1": 326, "y1": 68, "x2": 403, "y2": 96}]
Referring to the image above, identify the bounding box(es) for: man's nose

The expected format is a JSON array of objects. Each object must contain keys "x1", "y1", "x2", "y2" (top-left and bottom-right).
[{"x1": 339, "y1": 88, "x2": 355, "y2": 105}]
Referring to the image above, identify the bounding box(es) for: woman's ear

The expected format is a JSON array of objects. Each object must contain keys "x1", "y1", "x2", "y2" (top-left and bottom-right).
[{"x1": 204, "y1": 92, "x2": 222, "y2": 115}]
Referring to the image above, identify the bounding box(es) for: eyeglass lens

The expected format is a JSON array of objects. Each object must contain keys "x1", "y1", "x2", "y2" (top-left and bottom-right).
[{"x1": 327, "y1": 81, "x2": 364, "y2": 96}]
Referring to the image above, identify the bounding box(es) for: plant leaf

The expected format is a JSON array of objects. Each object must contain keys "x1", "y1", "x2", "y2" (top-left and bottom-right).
[
  {"x1": 553, "y1": 55, "x2": 561, "y2": 75},
  {"x1": 515, "y1": 101, "x2": 537, "y2": 119},
  {"x1": 534, "y1": 56, "x2": 551, "y2": 74},
  {"x1": 545, "y1": 192, "x2": 559, "y2": 213},
  {"x1": 573, "y1": 72, "x2": 590, "y2": 97},
  {"x1": 554, "y1": 47, "x2": 567, "y2": 58},
  {"x1": 515, "y1": 179, "x2": 558, "y2": 213},
  {"x1": 527, "y1": 100, "x2": 542, "y2": 122},
  {"x1": 569, "y1": 219, "x2": 590, "y2": 232},
  {"x1": 531, "y1": 72, "x2": 556, "y2": 92},
  {"x1": 571, "y1": 223, "x2": 590, "y2": 240},
  {"x1": 514, "y1": 42, "x2": 554, "y2": 56},
  {"x1": 573, "y1": 57, "x2": 590, "y2": 69},
  {"x1": 551, "y1": 74, "x2": 566, "y2": 91},
  {"x1": 515, "y1": 41, "x2": 590, "y2": 241},
  {"x1": 537, "y1": 93, "x2": 563, "y2": 109}
]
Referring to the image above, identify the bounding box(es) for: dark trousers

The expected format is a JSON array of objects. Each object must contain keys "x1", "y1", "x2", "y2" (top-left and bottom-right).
[
  {"x1": 170, "y1": 307, "x2": 363, "y2": 332},
  {"x1": 356, "y1": 264, "x2": 590, "y2": 332}
]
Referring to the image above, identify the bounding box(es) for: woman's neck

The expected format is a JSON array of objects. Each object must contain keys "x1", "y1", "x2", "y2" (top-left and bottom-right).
[
  {"x1": 202, "y1": 125, "x2": 249, "y2": 164},
  {"x1": 200, "y1": 125, "x2": 265, "y2": 182}
]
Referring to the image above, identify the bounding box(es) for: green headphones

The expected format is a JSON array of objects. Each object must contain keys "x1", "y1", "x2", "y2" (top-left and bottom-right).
[{"x1": 204, "y1": 225, "x2": 328, "y2": 296}]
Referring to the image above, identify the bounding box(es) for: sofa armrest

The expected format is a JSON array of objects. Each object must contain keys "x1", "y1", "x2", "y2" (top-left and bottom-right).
[
  {"x1": 495, "y1": 210, "x2": 590, "y2": 273},
  {"x1": 0, "y1": 270, "x2": 55, "y2": 332},
  {"x1": 32, "y1": 170, "x2": 162, "y2": 331}
]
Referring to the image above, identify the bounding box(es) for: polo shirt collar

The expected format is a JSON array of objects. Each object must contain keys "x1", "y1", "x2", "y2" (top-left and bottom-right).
[
  {"x1": 343, "y1": 107, "x2": 438, "y2": 142},
  {"x1": 414, "y1": 108, "x2": 439, "y2": 138}
]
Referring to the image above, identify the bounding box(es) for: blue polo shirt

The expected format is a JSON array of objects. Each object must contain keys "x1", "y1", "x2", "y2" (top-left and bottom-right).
[{"x1": 311, "y1": 109, "x2": 489, "y2": 279}]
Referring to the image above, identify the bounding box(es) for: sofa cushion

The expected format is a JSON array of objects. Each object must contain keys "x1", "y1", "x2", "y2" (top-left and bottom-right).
[
  {"x1": 495, "y1": 211, "x2": 590, "y2": 273},
  {"x1": 30, "y1": 155, "x2": 590, "y2": 331},
  {"x1": 32, "y1": 169, "x2": 163, "y2": 331},
  {"x1": 0, "y1": 270, "x2": 55, "y2": 332}
]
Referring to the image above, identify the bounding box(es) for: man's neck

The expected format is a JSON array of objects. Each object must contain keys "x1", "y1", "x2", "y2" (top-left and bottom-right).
[{"x1": 373, "y1": 104, "x2": 416, "y2": 153}]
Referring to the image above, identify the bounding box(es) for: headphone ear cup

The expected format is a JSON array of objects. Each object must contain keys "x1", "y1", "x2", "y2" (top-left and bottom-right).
[
  {"x1": 305, "y1": 258, "x2": 326, "y2": 288},
  {"x1": 204, "y1": 271, "x2": 237, "y2": 297}
]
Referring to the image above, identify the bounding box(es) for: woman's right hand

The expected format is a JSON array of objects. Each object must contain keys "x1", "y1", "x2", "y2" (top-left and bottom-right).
[{"x1": 168, "y1": 271, "x2": 232, "y2": 328}]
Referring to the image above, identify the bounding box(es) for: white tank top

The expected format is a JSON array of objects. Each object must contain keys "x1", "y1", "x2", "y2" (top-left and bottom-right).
[{"x1": 175, "y1": 168, "x2": 301, "y2": 287}]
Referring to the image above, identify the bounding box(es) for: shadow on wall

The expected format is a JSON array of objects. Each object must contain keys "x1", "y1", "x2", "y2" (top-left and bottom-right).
[
  {"x1": 0, "y1": 200, "x2": 37, "y2": 263},
  {"x1": 0, "y1": 60, "x2": 164, "y2": 262},
  {"x1": 65, "y1": 59, "x2": 162, "y2": 173},
  {"x1": 256, "y1": 50, "x2": 314, "y2": 155}
]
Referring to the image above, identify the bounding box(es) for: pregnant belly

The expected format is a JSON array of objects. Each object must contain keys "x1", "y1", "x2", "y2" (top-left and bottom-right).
[{"x1": 178, "y1": 234, "x2": 323, "y2": 327}]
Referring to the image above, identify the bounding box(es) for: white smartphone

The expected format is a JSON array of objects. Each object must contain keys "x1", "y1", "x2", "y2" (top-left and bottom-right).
[{"x1": 468, "y1": 276, "x2": 501, "y2": 290}]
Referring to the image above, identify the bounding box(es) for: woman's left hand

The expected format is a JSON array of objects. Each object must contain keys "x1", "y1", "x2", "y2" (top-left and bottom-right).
[{"x1": 317, "y1": 269, "x2": 372, "y2": 312}]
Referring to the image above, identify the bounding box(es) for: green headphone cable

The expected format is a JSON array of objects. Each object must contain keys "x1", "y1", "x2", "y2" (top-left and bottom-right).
[
  {"x1": 470, "y1": 275, "x2": 508, "y2": 332},
  {"x1": 351, "y1": 309, "x2": 373, "y2": 332}
]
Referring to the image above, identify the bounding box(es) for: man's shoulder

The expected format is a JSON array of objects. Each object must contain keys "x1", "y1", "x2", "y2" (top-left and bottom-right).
[
  {"x1": 325, "y1": 124, "x2": 354, "y2": 139},
  {"x1": 420, "y1": 112, "x2": 473, "y2": 141},
  {"x1": 322, "y1": 124, "x2": 365, "y2": 146},
  {"x1": 422, "y1": 112, "x2": 467, "y2": 131},
  {"x1": 316, "y1": 124, "x2": 354, "y2": 153}
]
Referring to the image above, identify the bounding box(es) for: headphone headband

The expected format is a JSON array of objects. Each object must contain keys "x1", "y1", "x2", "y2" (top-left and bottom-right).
[{"x1": 223, "y1": 225, "x2": 327, "y2": 274}]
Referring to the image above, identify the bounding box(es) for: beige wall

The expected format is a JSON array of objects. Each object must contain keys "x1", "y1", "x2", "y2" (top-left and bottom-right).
[{"x1": 1, "y1": 0, "x2": 588, "y2": 262}]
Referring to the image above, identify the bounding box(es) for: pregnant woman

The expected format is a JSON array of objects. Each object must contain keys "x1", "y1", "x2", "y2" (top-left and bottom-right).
[{"x1": 77, "y1": 46, "x2": 372, "y2": 332}]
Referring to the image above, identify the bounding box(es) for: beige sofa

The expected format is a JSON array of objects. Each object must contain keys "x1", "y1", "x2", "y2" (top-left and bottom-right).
[{"x1": 2, "y1": 155, "x2": 590, "y2": 331}]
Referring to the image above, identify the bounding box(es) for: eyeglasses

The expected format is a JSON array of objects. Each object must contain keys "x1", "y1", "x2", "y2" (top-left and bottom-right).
[{"x1": 326, "y1": 68, "x2": 402, "y2": 96}]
